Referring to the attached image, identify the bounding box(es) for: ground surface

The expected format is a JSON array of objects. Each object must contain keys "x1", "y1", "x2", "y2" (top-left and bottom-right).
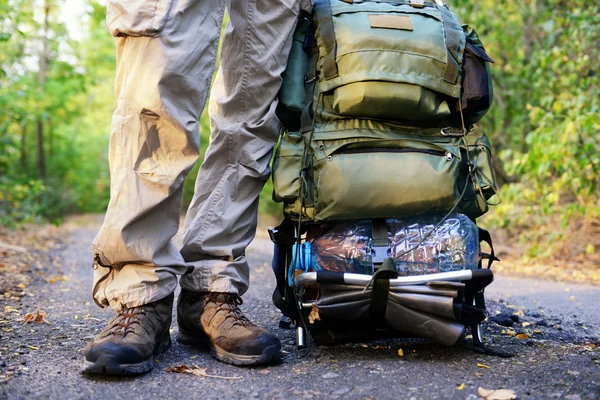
[{"x1": 0, "y1": 216, "x2": 598, "y2": 399}]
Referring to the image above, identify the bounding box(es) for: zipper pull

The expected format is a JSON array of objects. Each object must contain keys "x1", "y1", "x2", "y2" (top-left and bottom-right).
[{"x1": 445, "y1": 151, "x2": 453, "y2": 161}]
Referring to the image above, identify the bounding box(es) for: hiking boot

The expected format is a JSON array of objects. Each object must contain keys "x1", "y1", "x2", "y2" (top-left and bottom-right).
[
  {"x1": 177, "y1": 290, "x2": 281, "y2": 366},
  {"x1": 82, "y1": 293, "x2": 173, "y2": 376}
]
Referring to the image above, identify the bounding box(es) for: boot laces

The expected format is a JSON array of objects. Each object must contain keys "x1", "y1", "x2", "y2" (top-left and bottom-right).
[
  {"x1": 206, "y1": 293, "x2": 251, "y2": 329},
  {"x1": 107, "y1": 305, "x2": 150, "y2": 336}
]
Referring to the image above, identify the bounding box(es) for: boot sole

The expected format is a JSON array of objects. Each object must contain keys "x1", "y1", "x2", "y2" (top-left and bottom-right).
[
  {"x1": 177, "y1": 329, "x2": 281, "y2": 366},
  {"x1": 81, "y1": 330, "x2": 171, "y2": 376}
]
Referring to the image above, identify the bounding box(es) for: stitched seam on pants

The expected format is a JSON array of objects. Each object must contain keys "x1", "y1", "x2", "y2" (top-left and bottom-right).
[
  {"x1": 239, "y1": 0, "x2": 256, "y2": 114},
  {"x1": 151, "y1": 0, "x2": 159, "y2": 31},
  {"x1": 203, "y1": 1, "x2": 227, "y2": 112},
  {"x1": 192, "y1": 154, "x2": 233, "y2": 246}
]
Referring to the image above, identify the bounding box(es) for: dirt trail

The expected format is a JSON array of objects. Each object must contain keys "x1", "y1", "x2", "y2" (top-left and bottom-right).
[{"x1": 1, "y1": 216, "x2": 598, "y2": 399}]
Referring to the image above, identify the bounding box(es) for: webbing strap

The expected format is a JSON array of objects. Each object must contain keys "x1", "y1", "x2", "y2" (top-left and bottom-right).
[
  {"x1": 438, "y1": 5, "x2": 464, "y2": 84},
  {"x1": 478, "y1": 227, "x2": 500, "y2": 269},
  {"x1": 314, "y1": 0, "x2": 339, "y2": 80},
  {"x1": 369, "y1": 258, "x2": 398, "y2": 325}
]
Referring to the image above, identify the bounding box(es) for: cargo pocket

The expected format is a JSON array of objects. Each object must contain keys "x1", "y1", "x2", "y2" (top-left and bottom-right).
[
  {"x1": 106, "y1": 0, "x2": 175, "y2": 37},
  {"x1": 457, "y1": 126, "x2": 499, "y2": 219},
  {"x1": 451, "y1": 26, "x2": 495, "y2": 124},
  {"x1": 315, "y1": 1, "x2": 465, "y2": 122},
  {"x1": 313, "y1": 141, "x2": 461, "y2": 221},
  {"x1": 272, "y1": 132, "x2": 305, "y2": 202}
]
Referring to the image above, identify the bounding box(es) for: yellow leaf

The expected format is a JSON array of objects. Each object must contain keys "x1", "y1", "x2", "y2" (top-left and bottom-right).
[
  {"x1": 397, "y1": 349, "x2": 404, "y2": 357},
  {"x1": 308, "y1": 303, "x2": 320, "y2": 324},
  {"x1": 534, "y1": 329, "x2": 542, "y2": 334},
  {"x1": 17, "y1": 283, "x2": 26, "y2": 289},
  {"x1": 28, "y1": 345, "x2": 39, "y2": 350},
  {"x1": 522, "y1": 322, "x2": 531, "y2": 327},
  {"x1": 477, "y1": 363, "x2": 490, "y2": 369},
  {"x1": 585, "y1": 244, "x2": 595, "y2": 255},
  {"x1": 456, "y1": 383, "x2": 464, "y2": 391}
]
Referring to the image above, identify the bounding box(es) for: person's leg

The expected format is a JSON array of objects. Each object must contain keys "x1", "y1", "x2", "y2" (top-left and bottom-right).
[
  {"x1": 177, "y1": 0, "x2": 311, "y2": 365},
  {"x1": 91, "y1": 0, "x2": 226, "y2": 312},
  {"x1": 84, "y1": 0, "x2": 226, "y2": 376},
  {"x1": 180, "y1": 0, "x2": 309, "y2": 297}
]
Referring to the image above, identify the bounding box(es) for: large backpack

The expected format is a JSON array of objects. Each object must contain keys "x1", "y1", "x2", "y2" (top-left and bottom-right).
[{"x1": 269, "y1": 0, "x2": 505, "y2": 355}]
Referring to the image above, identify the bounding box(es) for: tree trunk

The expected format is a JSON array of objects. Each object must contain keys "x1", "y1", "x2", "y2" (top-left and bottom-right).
[
  {"x1": 20, "y1": 122, "x2": 28, "y2": 172},
  {"x1": 36, "y1": 0, "x2": 50, "y2": 181},
  {"x1": 36, "y1": 119, "x2": 45, "y2": 179},
  {"x1": 48, "y1": 118, "x2": 53, "y2": 158}
]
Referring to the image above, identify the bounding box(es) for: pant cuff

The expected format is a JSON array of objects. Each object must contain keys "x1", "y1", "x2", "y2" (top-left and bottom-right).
[{"x1": 178, "y1": 259, "x2": 248, "y2": 295}]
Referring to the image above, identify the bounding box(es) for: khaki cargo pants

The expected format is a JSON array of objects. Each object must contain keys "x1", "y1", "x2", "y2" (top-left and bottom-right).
[{"x1": 92, "y1": 0, "x2": 310, "y2": 311}]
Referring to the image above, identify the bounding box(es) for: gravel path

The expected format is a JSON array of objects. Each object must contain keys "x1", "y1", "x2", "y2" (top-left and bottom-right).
[{"x1": 1, "y1": 217, "x2": 598, "y2": 399}]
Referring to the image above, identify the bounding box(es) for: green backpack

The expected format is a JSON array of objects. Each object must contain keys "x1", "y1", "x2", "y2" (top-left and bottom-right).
[{"x1": 273, "y1": 0, "x2": 498, "y2": 222}]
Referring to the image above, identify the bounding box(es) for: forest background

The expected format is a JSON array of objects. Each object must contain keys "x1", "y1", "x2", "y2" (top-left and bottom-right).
[{"x1": 0, "y1": 0, "x2": 598, "y2": 270}]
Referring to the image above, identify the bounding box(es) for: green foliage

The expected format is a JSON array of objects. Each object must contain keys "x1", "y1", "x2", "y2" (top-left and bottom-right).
[
  {"x1": 0, "y1": 0, "x2": 114, "y2": 225},
  {"x1": 451, "y1": 0, "x2": 600, "y2": 256}
]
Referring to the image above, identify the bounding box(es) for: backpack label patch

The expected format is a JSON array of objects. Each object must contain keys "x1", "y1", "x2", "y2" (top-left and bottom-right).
[{"x1": 368, "y1": 14, "x2": 413, "y2": 31}]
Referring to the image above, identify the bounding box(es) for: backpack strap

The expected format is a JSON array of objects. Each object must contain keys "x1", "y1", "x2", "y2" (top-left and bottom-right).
[
  {"x1": 478, "y1": 227, "x2": 500, "y2": 269},
  {"x1": 437, "y1": 5, "x2": 465, "y2": 84},
  {"x1": 369, "y1": 258, "x2": 398, "y2": 327},
  {"x1": 314, "y1": 0, "x2": 339, "y2": 79}
]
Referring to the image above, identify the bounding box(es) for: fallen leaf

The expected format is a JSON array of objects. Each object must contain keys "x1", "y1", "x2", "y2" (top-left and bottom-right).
[
  {"x1": 477, "y1": 387, "x2": 517, "y2": 400},
  {"x1": 46, "y1": 275, "x2": 69, "y2": 284},
  {"x1": 28, "y1": 345, "x2": 39, "y2": 350},
  {"x1": 397, "y1": 348, "x2": 404, "y2": 357},
  {"x1": 23, "y1": 311, "x2": 50, "y2": 325},
  {"x1": 308, "y1": 303, "x2": 320, "y2": 324},
  {"x1": 259, "y1": 369, "x2": 270, "y2": 375},
  {"x1": 456, "y1": 383, "x2": 464, "y2": 390},
  {"x1": 477, "y1": 363, "x2": 490, "y2": 369},
  {"x1": 166, "y1": 364, "x2": 242, "y2": 380},
  {"x1": 517, "y1": 333, "x2": 529, "y2": 339},
  {"x1": 533, "y1": 329, "x2": 542, "y2": 334},
  {"x1": 522, "y1": 322, "x2": 531, "y2": 327},
  {"x1": 16, "y1": 283, "x2": 26, "y2": 289},
  {"x1": 1, "y1": 328, "x2": 12, "y2": 332}
]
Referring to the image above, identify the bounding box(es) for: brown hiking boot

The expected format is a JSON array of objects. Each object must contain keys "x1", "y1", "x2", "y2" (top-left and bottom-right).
[
  {"x1": 177, "y1": 290, "x2": 281, "y2": 366},
  {"x1": 82, "y1": 293, "x2": 173, "y2": 376}
]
